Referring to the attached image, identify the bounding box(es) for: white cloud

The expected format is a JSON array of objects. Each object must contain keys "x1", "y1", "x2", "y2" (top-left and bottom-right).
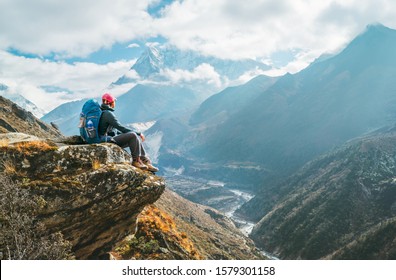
[
  {"x1": 0, "y1": 50, "x2": 133, "y2": 111},
  {"x1": 0, "y1": 0, "x2": 157, "y2": 57},
  {"x1": 160, "y1": 63, "x2": 222, "y2": 87},
  {"x1": 108, "y1": 82, "x2": 138, "y2": 97},
  {"x1": 262, "y1": 49, "x2": 321, "y2": 77},
  {"x1": 1, "y1": 81, "x2": 67, "y2": 112},
  {"x1": 152, "y1": 0, "x2": 396, "y2": 64},
  {"x1": 236, "y1": 67, "x2": 275, "y2": 85},
  {"x1": 1, "y1": 0, "x2": 396, "y2": 63},
  {"x1": 124, "y1": 69, "x2": 141, "y2": 80},
  {"x1": 127, "y1": 43, "x2": 140, "y2": 48}
]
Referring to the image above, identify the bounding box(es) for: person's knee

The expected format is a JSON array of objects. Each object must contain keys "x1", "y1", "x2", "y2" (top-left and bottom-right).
[
  {"x1": 126, "y1": 132, "x2": 139, "y2": 142},
  {"x1": 131, "y1": 131, "x2": 139, "y2": 138}
]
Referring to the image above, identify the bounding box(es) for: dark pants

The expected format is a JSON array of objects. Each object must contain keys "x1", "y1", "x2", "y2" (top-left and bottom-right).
[{"x1": 112, "y1": 132, "x2": 146, "y2": 161}]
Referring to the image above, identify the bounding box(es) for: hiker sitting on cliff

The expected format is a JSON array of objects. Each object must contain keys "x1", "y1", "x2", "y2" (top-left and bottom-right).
[{"x1": 98, "y1": 93, "x2": 158, "y2": 172}]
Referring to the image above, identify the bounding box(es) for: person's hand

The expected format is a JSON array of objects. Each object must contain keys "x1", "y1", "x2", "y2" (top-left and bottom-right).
[{"x1": 140, "y1": 133, "x2": 145, "y2": 142}]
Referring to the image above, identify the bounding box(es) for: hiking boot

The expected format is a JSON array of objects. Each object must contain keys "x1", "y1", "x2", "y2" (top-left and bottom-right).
[
  {"x1": 140, "y1": 156, "x2": 151, "y2": 164},
  {"x1": 132, "y1": 160, "x2": 148, "y2": 170},
  {"x1": 141, "y1": 157, "x2": 159, "y2": 172},
  {"x1": 145, "y1": 163, "x2": 159, "y2": 173}
]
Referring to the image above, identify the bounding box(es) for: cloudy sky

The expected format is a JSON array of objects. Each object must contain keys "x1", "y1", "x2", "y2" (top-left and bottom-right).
[{"x1": 1, "y1": 0, "x2": 396, "y2": 111}]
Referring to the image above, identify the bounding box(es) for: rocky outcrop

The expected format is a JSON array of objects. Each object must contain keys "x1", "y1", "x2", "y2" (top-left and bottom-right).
[
  {"x1": 0, "y1": 133, "x2": 261, "y2": 260},
  {"x1": 0, "y1": 133, "x2": 165, "y2": 259}
]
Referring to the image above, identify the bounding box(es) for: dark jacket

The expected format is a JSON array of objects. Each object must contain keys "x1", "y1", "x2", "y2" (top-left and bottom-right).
[{"x1": 98, "y1": 104, "x2": 132, "y2": 137}]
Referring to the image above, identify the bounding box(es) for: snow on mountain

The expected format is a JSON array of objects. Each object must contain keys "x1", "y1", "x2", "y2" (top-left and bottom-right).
[
  {"x1": 0, "y1": 84, "x2": 47, "y2": 118},
  {"x1": 112, "y1": 45, "x2": 270, "y2": 90},
  {"x1": 44, "y1": 45, "x2": 272, "y2": 136},
  {"x1": 0, "y1": 83, "x2": 8, "y2": 91},
  {"x1": 127, "y1": 120, "x2": 156, "y2": 133},
  {"x1": 133, "y1": 46, "x2": 164, "y2": 78}
]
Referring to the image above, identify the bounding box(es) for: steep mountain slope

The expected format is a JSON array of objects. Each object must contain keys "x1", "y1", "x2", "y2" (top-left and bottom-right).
[
  {"x1": 190, "y1": 75, "x2": 278, "y2": 126},
  {"x1": 326, "y1": 217, "x2": 396, "y2": 259},
  {"x1": 154, "y1": 189, "x2": 262, "y2": 259},
  {"x1": 41, "y1": 98, "x2": 87, "y2": 136},
  {"x1": 112, "y1": 189, "x2": 263, "y2": 260},
  {"x1": 130, "y1": 45, "x2": 164, "y2": 79},
  {"x1": 248, "y1": 127, "x2": 396, "y2": 259},
  {"x1": 0, "y1": 96, "x2": 61, "y2": 138},
  {"x1": 0, "y1": 87, "x2": 46, "y2": 118},
  {"x1": 116, "y1": 84, "x2": 199, "y2": 124},
  {"x1": 146, "y1": 74, "x2": 278, "y2": 176},
  {"x1": 195, "y1": 24, "x2": 396, "y2": 183}
]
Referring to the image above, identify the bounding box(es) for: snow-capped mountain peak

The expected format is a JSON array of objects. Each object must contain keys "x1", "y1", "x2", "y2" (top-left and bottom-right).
[
  {"x1": 112, "y1": 45, "x2": 270, "y2": 88},
  {"x1": 132, "y1": 45, "x2": 164, "y2": 78}
]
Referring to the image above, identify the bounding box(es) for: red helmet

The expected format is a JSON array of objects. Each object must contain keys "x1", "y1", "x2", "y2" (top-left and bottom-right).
[{"x1": 102, "y1": 93, "x2": 116, "y2": 103}]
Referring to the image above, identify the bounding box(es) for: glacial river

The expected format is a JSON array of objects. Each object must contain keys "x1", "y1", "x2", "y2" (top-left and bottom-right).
[
  {"x1": 167, "y1": 176, "x2": 279, "y2": 260},
  {"x1": 222, "y1": 187, "x2": 279, "y2": 260}
]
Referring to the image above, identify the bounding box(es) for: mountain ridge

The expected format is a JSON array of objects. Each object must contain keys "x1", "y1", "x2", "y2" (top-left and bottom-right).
[
  {"x1": 190, "y1": 24, "x2": 396, "y2": 185},
  {"x1": 0, "y1": 96, "x2": 61, "y2": 138},
  {"x1": 247, "y1": 126, "x2": 396, "y2": 259}
]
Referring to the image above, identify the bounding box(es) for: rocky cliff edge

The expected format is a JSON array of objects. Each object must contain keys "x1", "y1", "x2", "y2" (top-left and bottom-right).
[{"x1": 0, "y1": 133, "x2": 165, "y2": 259}]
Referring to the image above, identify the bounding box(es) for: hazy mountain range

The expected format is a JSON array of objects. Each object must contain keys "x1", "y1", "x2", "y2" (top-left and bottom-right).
[
  {"x1": 142, "y1": 24, "x2": 396, "y2": 259},
  {"x1": 41, "y1": 44, "x2": 271, "y2": 136},
  {"x1": 147, "y1": 23, "x2": 396, "y2": 189},
  {"x1": 194, "y1": 24, "x2": 396, "y2": 177}
]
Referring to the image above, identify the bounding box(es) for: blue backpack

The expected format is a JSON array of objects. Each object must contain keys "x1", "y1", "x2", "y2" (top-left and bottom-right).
[{"x1": 79, "y1": 99, "x2": 102, "y2": 144}]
